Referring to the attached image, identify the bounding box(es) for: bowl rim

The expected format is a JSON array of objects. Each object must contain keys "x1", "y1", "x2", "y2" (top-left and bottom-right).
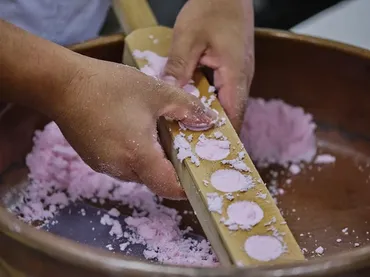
[{"x1": 1, "y1": 28, "x2": 370, "y2": 277}]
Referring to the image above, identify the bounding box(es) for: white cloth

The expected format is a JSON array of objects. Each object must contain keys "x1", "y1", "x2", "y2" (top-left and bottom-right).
[
  {"x1": 0, "y1": 0, "x2": 111, "y2": 45},
  {"x1": 291, "y1": 0, "x2": 370, "y2": 50}
]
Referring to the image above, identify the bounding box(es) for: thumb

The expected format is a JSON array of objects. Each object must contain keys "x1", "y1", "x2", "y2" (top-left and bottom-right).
[
  {"x1": 133, "y1": 136, "x2": 186, "y2": 200},
  {"x1": 164, "y1": 32, "x2": 206, "y2": 87}
]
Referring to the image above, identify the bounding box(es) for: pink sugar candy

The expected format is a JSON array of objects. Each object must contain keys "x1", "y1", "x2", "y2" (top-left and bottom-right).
[
  {"x1": 13, "y1": 122, "x2": 217, "y2": 267},
  {"x1": 240, "y1": 98, "x2": 317, "y2": 166}
]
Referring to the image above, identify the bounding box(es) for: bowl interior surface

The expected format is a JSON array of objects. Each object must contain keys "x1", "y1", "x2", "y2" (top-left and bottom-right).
[{"x1": 0, "y1": 30, "x2": 370, "y2": 276}]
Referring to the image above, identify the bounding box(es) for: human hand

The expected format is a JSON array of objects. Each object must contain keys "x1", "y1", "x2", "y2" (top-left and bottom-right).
[
  {"x1": 165, "y1": 0, "x2": 255, "y2": 133},
  {"x1": 50, "y1": 58, "x2": 216, "y2": 200}
]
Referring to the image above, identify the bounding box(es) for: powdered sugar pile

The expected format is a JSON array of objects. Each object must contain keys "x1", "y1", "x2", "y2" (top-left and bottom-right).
[
  {"x1": 241, "y1": 98, "x2": 317, "y2": 167},
  {"x1": 11, "y1": 122, "x2": 217, "y2": 267}
]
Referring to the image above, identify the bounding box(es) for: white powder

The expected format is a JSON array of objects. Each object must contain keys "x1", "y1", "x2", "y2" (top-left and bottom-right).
[
  {"x1": 210, "y1": 169, "x2": 254, "y2": 193},
  {"x1": 221, "y1": 159, "x2": 250, "y2": 172},
  {"x1": 256, "y1": 192, "x2": 267, "y2": 199},
  {"x1": 100, "y1": 214, "x2": 113, "y2": 226},
  {"x1": 109, "y1": 220, "x2": 123, "y2": 238},
  {"x1": 215, "y1": 117, "x2": 226, "y2": 127},
  {"x1": 238, "y1": 151, "x2": 246, "y2": 159},
  {"x1": 213, "y1": 131, "x2": 224, "y2": 139},
  {"x1": 119, "y1": 242, "x2": 130, "y2": 251},
  {"x1": 224, "y1": 201, "x2": 264, "y2": 230},
  {"x1": 173, "y1": 133, "x2": 200, "y2": 166},
  {"x1": 315, "y1": 246, "x2": 324, "y2": 254},
  {"x1": 201, "y1": 95, "x2": 216, "y2": 108},
  {"x1": 208, "y1": 86, "x2": 216, "y2": 93},
  {"x1": 264, "y1": 217, "x2": 277, "y2": 226},
  {"x1": 108, "y1": 208, "x2": 120, "y2": 217},
  {"x1": 195, "y1": 135, "x2": 230, "y2": 161},
  {"x1": 225, "y1": 193, "x2": 234, "y2": 201},
  {"x1": 244, "y1": 235, "x2": 284, "y2": 261},
  {"x1": 314, "y1": 154, "x2": 336, "y2": 164},
  {"x1": 289, "y1": 164, "x2": 301, "y2": 175},
  {"x1": 206, "y1": 193, "x2": 223, "y2": 214}
]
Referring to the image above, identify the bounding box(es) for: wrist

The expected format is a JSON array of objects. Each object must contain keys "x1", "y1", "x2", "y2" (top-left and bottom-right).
[{"x1": 43, "y1": 54, "x2": 93, "y2": 122}]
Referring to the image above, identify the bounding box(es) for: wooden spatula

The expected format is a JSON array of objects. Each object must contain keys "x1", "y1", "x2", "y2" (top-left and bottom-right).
[{"x1": 112, "y1": 0, "x2": 304, "y2": 266}]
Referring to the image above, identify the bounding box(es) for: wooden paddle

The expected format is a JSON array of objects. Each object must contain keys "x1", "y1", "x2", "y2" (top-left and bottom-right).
[{"x1": 112, "y1": 0, "x2": 304, "y2": 266}]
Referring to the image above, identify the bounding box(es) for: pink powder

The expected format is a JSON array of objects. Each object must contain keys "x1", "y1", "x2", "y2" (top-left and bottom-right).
[
  {"x1": 12, "y1": 122, "x2": 217, "y2": 267},
  {"x1": 210, "y1": 169, "x2": 254, "y2": 193},
  {"x1": 244, "y1": 235, "x2": 285, "y2": 261},
  {"x1": 195, "y1": 135, "x2": 230, "y2": 161},
  {"x1": 224, "y1": 201, "x2": 264, "y2": 230},
  {"x1": 241, "y1": 98, "x2": 317, "y2": 166}
]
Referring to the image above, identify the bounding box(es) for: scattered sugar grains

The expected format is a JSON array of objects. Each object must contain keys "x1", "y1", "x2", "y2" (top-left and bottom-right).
[
  {"x1": 241, "y1": 98, "x2": 317, "y2": 166},
  {"x1": 224, "y1": 201, "x2": 264, "y2": 230},
  {"x1": 13, "y1": 122, "x2": 217, "y2": 267},
  {"x1": 244, "y1": 235, "x2": 285, "y2": 261},
  {"x1": 206, "y1": 193, "x2": 223, "y2": 214},
  {"x1": 195, "y1": 134, "x2": 230, "y2": 161},
  {"x1": 173, "y1": 133, "x2": 200, "y2": 166},
  {"x1": 315, "y1": 246, "x2": 324, "y2": 255},
  {"x1": 314, "y1": 154, "x2": 336, "y2": 164},
  {"x1": 210, "y1": 169, "x2": 254, "y2": 193}
]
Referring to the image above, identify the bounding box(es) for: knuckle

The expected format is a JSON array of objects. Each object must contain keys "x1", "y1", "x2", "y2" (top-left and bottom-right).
[{"x1": 166, "y1": 55, "x2": 188, "y2": 74}]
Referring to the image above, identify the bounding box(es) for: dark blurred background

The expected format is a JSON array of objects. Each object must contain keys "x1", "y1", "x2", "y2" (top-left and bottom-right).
[{"x1": 101, "y1": 0, "x2": 344, "y2": 34}]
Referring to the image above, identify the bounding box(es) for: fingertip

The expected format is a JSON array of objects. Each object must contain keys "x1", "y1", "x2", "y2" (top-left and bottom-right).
[{"x1": 136, "y1": 151, "x2": 186, "y2": 199}]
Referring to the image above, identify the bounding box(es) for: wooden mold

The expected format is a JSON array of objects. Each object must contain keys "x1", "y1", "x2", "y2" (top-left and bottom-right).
[
  {"x1": 113, "y1": 0, "x2": 304, "y2": 266},
  {"x1": 123, "y1": 26, "x2": 303, "y2": 266}
]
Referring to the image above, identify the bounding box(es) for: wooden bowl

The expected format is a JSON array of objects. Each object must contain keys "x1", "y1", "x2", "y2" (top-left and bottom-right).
[{"x1": 0, "y1": 29, "x2": 369, "y2": 277}]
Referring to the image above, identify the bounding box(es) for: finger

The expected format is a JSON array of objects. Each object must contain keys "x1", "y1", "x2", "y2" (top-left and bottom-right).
[
  {"x1": 133, "y1": 135, "x2": 186, "y2": 200},
  {"x1": 201, "y1": 45, "x2": 254, "y2": 133},
  {"x1": 157, "y1": 85, "x2": 218, "y2": 128},
  {"x1": 164, "y1": 30, "x2": 206, "y2": 87},
  {"x1": 215, "y1": 66, "x2": 249, "y2": 133}
]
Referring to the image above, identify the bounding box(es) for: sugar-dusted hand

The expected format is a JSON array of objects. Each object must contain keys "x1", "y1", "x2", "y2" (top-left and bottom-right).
[
  {"x1": 54, "y1": 61, "x2": 216, "y2": 200},
  {"x1": 0, "y1": 20, "x2": 215, "y2": 199},
  {"x1": 165, "y1": 0, "x2": 255, "y2": 133}
]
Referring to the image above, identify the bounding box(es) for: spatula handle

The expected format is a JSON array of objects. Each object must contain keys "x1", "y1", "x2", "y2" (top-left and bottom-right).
[{"x1": 112, "y1": 0, "x2": 158, "y2": 34}]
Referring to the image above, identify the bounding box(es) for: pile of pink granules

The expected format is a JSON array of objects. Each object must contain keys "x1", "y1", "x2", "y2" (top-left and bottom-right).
[{"x1": 10, "y1": 97, "x2": 317, "y2": 266}]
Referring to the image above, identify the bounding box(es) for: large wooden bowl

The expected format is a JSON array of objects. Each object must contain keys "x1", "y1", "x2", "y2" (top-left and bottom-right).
[{"x1": 0, "y1": 29, "x2": 369, "y2": 277}]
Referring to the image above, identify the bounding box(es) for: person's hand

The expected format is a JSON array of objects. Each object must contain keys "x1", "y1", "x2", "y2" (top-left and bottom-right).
[
  {"x1": 165, "y1": 0, "x2": 255, "y2": 133},
  {"x1": 50, "y1": 58, "x2": 216, "y2": 200}
]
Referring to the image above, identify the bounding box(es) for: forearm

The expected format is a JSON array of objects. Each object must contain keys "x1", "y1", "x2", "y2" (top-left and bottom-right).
[{"x1": 0, "y1": 20, "x2": 82, "y2": 117}]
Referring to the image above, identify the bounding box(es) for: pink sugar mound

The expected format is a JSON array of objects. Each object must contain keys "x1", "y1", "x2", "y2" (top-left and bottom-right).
[
  {"x1": 240, "y1": 98, "x2": 317, "y2": 166},
  {"x1": 12, "y1": 122, "x2": 217, "y2": 267}
]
